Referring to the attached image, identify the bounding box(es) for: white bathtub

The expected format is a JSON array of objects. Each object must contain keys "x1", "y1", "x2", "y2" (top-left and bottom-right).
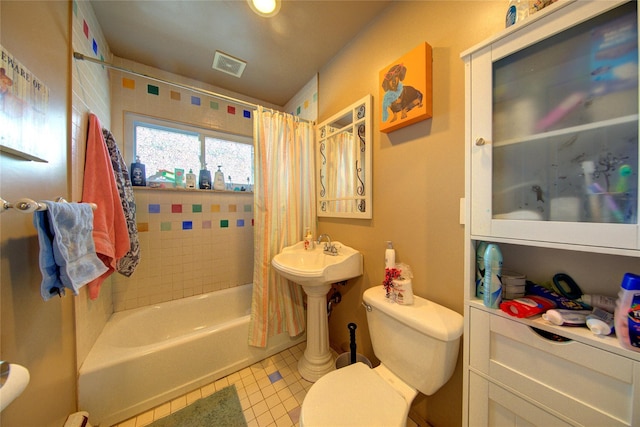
[{"x1": 78, "y1": 284, "x2": 305, "y2": 426}]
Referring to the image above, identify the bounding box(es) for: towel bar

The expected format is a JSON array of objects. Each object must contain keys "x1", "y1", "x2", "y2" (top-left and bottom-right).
[{"x1": 0, "y1": 197, "x2": 97, "y2": 214}]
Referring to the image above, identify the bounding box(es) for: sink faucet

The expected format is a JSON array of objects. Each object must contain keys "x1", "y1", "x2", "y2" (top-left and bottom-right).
[{"x1": 317, "y1": 234, "x2": 338, "y2": 256}]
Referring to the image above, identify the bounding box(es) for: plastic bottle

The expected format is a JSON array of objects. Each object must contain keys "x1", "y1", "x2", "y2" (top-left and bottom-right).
[
  {"x1": 475, "y1": 241, "x2": 488, "y2": 299},
  {"x1": 130, "y1": 156, "x2": 146, "y2": 186},
  {"x1": 586, "y1": 308, "x2": 614, "y2": 336},
  {"x1": 303, "y1": 228, "x2": 314, "y2": 251},
  {"x1": 506, "y1": 0, "x2": 529, "y2": 27},
  {"x1": 483, "y1": 243, "x2": 503, "y2": 309},
  {"x1": 199, "y1": 166, "x2": 211, "y2": 189},
  {"x1": 614, "y1": 272, "x2": 640, "y2": 352},
  {"x1": 186, "y1": 169, "x2": 197, "y2": 189},
  {"x1": 213, "y1": 165, "x2": 226, "y2": 190},
  {"x1": 580, "y1": 294, "x2": 617, "y2": 313},
  {"x1": 384, "y1": 241, "x2": 396, "y2": 269}
]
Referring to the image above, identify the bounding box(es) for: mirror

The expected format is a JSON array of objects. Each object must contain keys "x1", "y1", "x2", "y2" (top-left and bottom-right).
[{"x1": 317, "y1": 95, "x2": 372, "y2": 219}]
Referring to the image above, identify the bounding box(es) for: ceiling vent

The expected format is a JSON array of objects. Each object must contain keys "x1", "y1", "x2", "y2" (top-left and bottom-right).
[{"x1": 212, "y1": 51, "x2": 247, "y2": 78}]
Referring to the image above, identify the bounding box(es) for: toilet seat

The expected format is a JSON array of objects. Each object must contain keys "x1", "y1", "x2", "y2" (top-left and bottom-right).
[{"x1": 300, "y1": 362, "x2": 409, "y2": 427}]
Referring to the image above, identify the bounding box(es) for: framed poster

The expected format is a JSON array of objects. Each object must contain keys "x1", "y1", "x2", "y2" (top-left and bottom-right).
[
  {"x1": 0, "y1": 44, "x2": 49, "y2": 162},
  {"x1": 379, "y1": 42, "x2": 432, "y2": 133}
]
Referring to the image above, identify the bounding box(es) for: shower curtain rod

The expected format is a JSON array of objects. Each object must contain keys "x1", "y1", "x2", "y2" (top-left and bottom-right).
[{"x1": 73, "y1": 52, "x2": 310, "y2": 122}]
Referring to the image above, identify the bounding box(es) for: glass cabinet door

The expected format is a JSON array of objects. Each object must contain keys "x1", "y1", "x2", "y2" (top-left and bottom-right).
[{"x1": 491, "y1": 1, "x2": 638, "y2": 226}]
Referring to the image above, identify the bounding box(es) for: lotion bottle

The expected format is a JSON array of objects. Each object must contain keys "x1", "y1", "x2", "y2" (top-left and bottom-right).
[
  {"x1": 385, "y1": 241, "x2": 396, "y2": 269},
  {"x1": 214, "y1": 165, "x2": 226, "y2": 190},
  {"x1": 304, "y1": 228, "x2": 314, "y2": 250}
]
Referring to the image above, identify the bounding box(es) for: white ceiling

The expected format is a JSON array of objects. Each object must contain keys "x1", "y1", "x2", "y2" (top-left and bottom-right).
[{"x1": 90, "y1": 0, "x2": 392, "y2": 106}]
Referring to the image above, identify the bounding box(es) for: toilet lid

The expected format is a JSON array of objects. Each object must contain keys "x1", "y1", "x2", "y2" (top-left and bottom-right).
[{"x1": 300, "y1": 362, "x2": 409, "y2": 427}]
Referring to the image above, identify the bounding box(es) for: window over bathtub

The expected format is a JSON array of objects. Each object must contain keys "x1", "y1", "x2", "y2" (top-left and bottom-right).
[{"x1": 124, "y1": 113, "x2": 254, "y2": 190}]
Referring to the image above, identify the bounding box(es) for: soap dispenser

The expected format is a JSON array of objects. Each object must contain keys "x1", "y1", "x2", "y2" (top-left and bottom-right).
[{"x1": 213, "y1": 165, "x2": 226, "y2": 190}]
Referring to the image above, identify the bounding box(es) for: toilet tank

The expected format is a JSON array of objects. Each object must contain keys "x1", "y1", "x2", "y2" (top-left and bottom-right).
[{"x1": 363, "y1": 286, "x2": 463, "y2": 396}]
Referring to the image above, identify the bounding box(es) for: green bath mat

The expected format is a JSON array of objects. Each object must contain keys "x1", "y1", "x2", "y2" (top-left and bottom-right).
[{"x1": 149, "y1": 384, "x2": 247, "y2": 427}]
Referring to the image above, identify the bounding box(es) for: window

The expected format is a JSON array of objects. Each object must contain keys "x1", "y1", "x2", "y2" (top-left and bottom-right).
[{"x1": 125, "y1": 113, "x2": 254, "y2": 189}]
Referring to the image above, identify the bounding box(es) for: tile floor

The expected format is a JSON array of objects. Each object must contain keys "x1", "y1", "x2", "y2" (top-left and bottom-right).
[{"x1": 112, "y1": 342, "x2": 421, "y2": 427}]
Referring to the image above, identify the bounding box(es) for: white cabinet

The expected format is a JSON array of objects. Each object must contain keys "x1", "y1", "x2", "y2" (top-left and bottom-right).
[{"x1": 462, "y1": 2, "x2": 640, "y2": 426}]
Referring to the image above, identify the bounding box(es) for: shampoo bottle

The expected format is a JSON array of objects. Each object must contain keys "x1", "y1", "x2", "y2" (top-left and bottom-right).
[
  {"x1": 475, "y1": 241, "x2": 488, "y2": 299},
  {"x1": 199, "y1": 166, "x2": 212, "y2": 189},
  {"x1": 614, "y1": 272, "x2": 640, "y2": 352},
  {"x1": 385, "y1": 241, "x2": 396, "y2": 269},
  {"x1": 214, "y1": 165, "x2": 226, "y2": 190},
  {"x1": 483, "y1": 243, "x2": 503, "y2": 309},
  {"x1": 130, "y1": 156, "x2": 146, "y2": 186}
]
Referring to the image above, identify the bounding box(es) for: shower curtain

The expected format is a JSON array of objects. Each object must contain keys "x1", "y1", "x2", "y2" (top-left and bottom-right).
[{"x1": 248, "y1": 109, "x2": 316, "y2": 348}]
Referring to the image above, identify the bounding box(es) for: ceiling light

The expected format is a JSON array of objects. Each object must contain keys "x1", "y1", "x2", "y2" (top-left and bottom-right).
[{"x1": 248, "y1": 0, "x2": 280, "y2": 17}]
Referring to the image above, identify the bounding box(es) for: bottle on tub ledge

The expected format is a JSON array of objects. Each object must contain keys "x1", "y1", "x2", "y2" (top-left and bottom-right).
[
  {"x1": 199, "y1": 163, "x2": 212, "y2": 190},
  {"x1": 213, "y1": 165, "x2": 226, "y2": 190},
  {"x1": 130, "y1": 156, "x2": 146, "y2": 187}
]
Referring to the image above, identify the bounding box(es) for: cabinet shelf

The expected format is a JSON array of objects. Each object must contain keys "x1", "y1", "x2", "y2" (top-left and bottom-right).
[
  {"x1": 493, "y1": 114, "x2": 639, "y2": 148},
  {"x1": 468, "y1": 299, "x2": 640, "y2": 363}
]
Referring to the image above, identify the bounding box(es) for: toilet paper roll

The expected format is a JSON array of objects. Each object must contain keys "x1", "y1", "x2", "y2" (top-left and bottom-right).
[
  {"x1": 393, "y1": 278, "x2": 414, "y2": 305},
  {"x1": 0, "y1": 363, "x2": 30, "y2": 412}
]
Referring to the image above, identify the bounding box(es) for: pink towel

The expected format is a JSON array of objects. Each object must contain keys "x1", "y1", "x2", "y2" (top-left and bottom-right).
[{"x1": 82, "y1": 114, "x2": 130, "y2": 299}]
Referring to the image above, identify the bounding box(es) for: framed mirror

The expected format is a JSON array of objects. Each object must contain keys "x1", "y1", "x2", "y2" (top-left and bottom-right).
[{"x1": 317, "y1": 94, "x2": 372, "y2": 219}]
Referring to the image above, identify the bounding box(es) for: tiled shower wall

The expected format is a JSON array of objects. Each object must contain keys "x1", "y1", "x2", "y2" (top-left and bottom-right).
[{"x1": 111, "y1": 188, "x2": 255, "y2": 311}]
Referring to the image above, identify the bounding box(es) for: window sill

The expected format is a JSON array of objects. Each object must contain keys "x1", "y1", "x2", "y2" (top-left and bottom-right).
[{"x1": 132, "y1": 186, "x2": 253, "y2": 194}]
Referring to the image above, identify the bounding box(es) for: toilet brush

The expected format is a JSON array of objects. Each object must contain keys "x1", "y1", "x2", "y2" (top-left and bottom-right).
[{"x1": 348, "y1": 323, "x2": 357, "y2": 364}]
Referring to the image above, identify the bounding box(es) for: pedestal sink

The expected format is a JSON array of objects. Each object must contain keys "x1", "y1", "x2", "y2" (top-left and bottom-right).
[{"x1": 272, "y1": 241, "x2": 363, "y2": 382}]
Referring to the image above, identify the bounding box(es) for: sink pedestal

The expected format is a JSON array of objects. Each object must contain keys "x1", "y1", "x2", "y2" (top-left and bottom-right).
[{"x1": 298, "y1": 283, "x2": 335, "y2": 382}]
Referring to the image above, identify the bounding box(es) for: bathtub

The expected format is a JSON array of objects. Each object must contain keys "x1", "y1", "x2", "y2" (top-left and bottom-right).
[{"x1": 78, "y1": 284, "x2": 306, "y2": 426}]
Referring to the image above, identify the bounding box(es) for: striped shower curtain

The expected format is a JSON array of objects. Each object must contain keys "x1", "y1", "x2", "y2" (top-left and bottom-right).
[{"x1": 248, "y1": 109, "x2": 316, "y2": 348}]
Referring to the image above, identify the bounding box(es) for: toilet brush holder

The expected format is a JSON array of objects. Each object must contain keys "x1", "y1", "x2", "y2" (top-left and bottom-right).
[{"x1": 335, "y1": 352, "x2": 372, "y2": 369}]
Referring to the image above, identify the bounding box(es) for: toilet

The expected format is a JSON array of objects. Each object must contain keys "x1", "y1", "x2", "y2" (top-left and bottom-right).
[{"x1": 300, "y1": 286, "x2": 464, "y2": 426}]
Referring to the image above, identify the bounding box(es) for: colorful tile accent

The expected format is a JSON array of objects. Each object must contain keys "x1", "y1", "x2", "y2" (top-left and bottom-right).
[
  {"x1": 268, "y1": 371, "x2": 283, "y2": 383},
  {"x1": 161, "y1": 222, "x2": 172, "y2": 231},
  {"x1": 211, "y1": 204, "x2": 221, "y2": 213},
  {"x1": 148, "y1": 85, "x2": 159, "y2": 96},
  {"x1": 227, "y1": 106, "x2": 236, "y2": 115},
  {"x1": 171, "y1": 91, "x2": 181, "y2": 101},
  {"x1": 92, "y1": 39, "x2": 98, "y2": 54},
  {"x1": 73, "y1": 0, "x2": 78, "y2": 16},
  {"x1": 192, "y1": 204, "x2": 202, "y2": 213},
  {"x1": 171, "y1": 204, "x2": 182, "y2": 213},
  {"x1": 137, "y1": 222, "x2": 149, "y2": 232},
  {"x1": 182, "y1": 221, "x2": 193, "y2": 230},
  {"x1": 228, "y1": 204, "x2": 237, "y2": 212},
  {"x1": 202, "y1": 220, "x2": 212, "y2": 229},
  {"x1": 210, "y1": 101, "x2": 219, "y2": 110},
  {"x1": 244, "y1": 204, "x2": 252, "y2": 212},
  {"x1": 220, "y1": 220, "x2": 229, "y2": 228},
  {"x1": 149, "y1": 204, "x2": 161, "y2": 214},
  {"x1": 237, "y1": 219, "x2": 245, "y2": 227},
  {"x1": 297, "y1": 106, "x2": 301, "y2": 115},
  {"x1": 83, "y1": 20, "x2": 89, "y2": 38},
  {"x1": 122, "y1": 78, "x2": 135, "y2": 89},
  {"x1": 243, "y1": 110, "x2": 251, "y2": 119},
  {"x1": 191, "y1": 96, "x2": 201, "y2": 106}
]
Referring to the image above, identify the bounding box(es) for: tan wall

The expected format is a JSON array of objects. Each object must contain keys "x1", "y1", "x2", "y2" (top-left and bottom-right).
[
  {"x1": 0, "y1": 1, "x2": 76, "y2": 426},
  {"x1": 318, "y1": 2, "x2": 504, "y2": 426}
]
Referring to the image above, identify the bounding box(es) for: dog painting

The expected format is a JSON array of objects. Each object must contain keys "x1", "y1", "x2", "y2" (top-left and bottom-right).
[{"x1": 379, "y1": 43, "x2": 432, "y2": 133}]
